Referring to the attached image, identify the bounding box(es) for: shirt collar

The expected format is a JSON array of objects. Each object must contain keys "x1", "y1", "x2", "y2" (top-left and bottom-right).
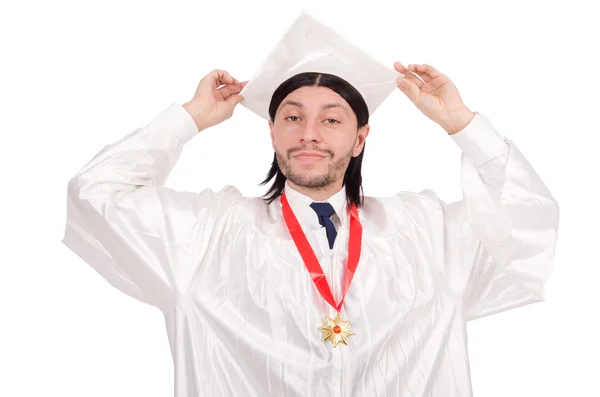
[{"x1": 283, "y1": 180, "x2": 348, "y2": 229}]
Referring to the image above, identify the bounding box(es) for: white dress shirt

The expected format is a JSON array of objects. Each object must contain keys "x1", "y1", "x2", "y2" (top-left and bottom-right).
[
  {"x1": 284, "y1": 180, "x2": 348, "y2": 305},
  {"x1": 61, "y1": 103, "x2": 559, "y2": 396}
]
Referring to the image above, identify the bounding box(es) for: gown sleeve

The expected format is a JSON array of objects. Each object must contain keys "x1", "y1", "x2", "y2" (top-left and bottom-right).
[
  {"x1": 61, "y1": 103, "x2": 241, "y2": 313},
  {"x1": 419, "y1": 111, "x2": 560, "y2": 321}
]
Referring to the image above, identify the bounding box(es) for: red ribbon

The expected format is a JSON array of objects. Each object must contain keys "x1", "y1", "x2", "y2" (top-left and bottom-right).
[{"x1": 280, "y1": 191, "x2": 363, "y2": 313}]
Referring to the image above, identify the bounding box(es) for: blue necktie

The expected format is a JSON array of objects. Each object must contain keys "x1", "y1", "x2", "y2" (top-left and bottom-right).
[{"x1": 310, "y1": 202, "x2": 337, "y2": 249}]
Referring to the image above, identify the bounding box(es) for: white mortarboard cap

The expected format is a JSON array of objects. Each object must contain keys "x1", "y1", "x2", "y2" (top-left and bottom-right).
[{"x1": 239, "y1": 10, "x2": 404, "y2": 121}]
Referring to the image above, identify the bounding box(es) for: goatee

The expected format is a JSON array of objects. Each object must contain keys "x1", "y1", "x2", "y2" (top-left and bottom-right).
[{"x1": 276, "y1": 147, "x2": 353, "y2": 190}]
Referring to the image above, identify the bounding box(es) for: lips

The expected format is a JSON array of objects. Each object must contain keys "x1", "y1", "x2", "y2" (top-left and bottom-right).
[
  {"x1": 294, "y1": 152, "x2": 326, "y2": 162},
  {"x1": 295, "y1": 155, "x2": 324, "y2": 160},
  {"x1": 294, "y1": 151, "x2": 326, "y2": 158}
]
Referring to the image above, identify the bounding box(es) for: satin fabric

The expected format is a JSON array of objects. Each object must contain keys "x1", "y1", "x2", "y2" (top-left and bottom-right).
[{"x1": 61, "y1": 103, "x2": 559, "y2": 396}]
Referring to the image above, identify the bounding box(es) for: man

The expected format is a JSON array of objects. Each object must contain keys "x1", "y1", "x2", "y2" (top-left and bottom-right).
[{"x1": 61, "y1": 11, "x2": 559, "y2": 397}]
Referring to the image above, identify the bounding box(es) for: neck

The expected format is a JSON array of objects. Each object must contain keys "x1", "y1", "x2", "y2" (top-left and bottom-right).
[{"x1": 287, "y1": 179, "x2": 344, "y2": 201}]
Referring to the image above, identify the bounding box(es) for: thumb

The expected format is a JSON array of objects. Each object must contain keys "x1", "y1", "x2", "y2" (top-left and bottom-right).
[
  {"x1": 226, "y1": 94, "x2": 244, "y2": 108},
  {"x1": 396, "y1": 77, "x2": 420, "y2": 103}
]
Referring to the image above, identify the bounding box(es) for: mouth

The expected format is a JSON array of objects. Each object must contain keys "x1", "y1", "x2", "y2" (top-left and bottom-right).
[{"x1": 293, "y1": 152, "x2": 326, "y2": 162}]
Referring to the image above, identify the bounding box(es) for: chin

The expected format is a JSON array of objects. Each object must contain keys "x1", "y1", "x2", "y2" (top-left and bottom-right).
[
  {"x1": 293, "y1": 167, "x2": 327, "y2": 181},
  {"x1": 288, "y1": 170, "x2": 334, "y2": 188}
]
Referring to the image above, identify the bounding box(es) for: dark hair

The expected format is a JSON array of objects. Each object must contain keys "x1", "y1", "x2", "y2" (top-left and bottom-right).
[{"x1": 259, "y1": 72, "x2": 369, "y2": 209}]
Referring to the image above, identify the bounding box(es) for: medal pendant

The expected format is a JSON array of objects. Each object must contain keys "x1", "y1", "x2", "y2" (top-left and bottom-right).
[{"x1": 318, "y1": 312, "x2": 354, "y2": 348}]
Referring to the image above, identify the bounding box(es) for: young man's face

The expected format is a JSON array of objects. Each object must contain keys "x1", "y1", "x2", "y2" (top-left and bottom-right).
[{"x1": 269, "y1": 86, "x2": 370, "y2": 189}]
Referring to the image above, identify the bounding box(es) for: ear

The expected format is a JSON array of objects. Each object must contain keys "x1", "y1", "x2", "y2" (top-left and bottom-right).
[
  {"x1": 268, "y1": 120, "x2": 275, "y2": 151},
  {"x1": 353, "y1": 124, "x2": 370, "y2": 157}
]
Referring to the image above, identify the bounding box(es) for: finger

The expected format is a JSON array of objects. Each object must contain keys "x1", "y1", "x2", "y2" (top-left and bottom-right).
[
  {"x1": 396, "y1": 61, "x2": 423, "y2": 87},
  {"x1": 408, "y1": 64, "x2": 443, "y2": 82},
  {"x1": 224, "y1": 73, "x2": 245, "y2": 89},
  {"x1": 396, "y1": 76, "x2": 421, "y2": 103},
  {"x1": 404, "y1": 69, "x2": 424, "y2": 88},
  {"x1": 407, "y1": 64, "x2": 429, "y2": 82},
  {"x1": 218, "y1": 83, "x2": 243, "y2": 99},
  {"x1": 219, "y1": 70, "x2": 235, "y2": 87},
  {"x1": 393, "y1": 61, "x2": 408, "y2": 74},
  {"x1": 226, "y1": 94, "x2": 244, "y2": 107},
  {"x1": 208, "y1": 69, "x2": 235, "y2": 88}
]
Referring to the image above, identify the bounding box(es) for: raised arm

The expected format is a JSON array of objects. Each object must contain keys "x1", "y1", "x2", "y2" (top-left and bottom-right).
[
  {"x1": 393, "y1": 62, "x2": 559, "y2": 320},
  {"x1": 419, "y1": 112, "x2": 559, "y2": 320},
  {"x1": 61, "y1": 70, "x2": 247, "y2": 312}
]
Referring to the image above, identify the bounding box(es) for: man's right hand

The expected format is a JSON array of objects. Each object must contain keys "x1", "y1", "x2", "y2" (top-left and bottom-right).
[{"x1": 182, "y1": 69, "x2": 248, "y2": 132}]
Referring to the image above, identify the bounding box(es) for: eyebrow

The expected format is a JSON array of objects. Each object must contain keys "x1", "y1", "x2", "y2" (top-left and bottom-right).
[{"x1": 280, "y1": 100, "x2": 349, "y2": 116}]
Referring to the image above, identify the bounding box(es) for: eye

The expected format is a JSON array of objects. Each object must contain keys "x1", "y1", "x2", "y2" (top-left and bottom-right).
[
  {"x1": 286, "y1": 116, "x2": 301, "y2": 122},
  {"x1": 325, "y1": 118, "x2": 340, "y2": 124}
]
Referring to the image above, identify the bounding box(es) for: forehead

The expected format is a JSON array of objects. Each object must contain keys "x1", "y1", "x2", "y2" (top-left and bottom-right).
[{"x1": 279, "y1": 86, "x2": 351, "y2": 112}]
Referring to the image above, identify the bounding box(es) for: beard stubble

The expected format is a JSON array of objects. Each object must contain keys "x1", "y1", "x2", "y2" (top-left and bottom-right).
[{"x1": 275, "y1": 145, "x2": 354, "y2": 189}]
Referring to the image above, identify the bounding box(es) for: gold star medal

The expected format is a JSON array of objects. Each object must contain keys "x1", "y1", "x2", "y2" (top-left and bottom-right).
[
  {"x1": 318, "y1": 312, "x2": 354, "y2": 348},
  {"x1": 280, "y1": 192, "x2": 363, "y2": 349}
]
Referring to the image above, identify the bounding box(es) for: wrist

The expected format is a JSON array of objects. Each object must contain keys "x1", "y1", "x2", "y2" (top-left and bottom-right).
[
  {"x1": 182, "y1": 101, "x2": 206, "y2": 133},
  {"x1": 440, "y1": 106, "x2": 475, "y2": 135}
]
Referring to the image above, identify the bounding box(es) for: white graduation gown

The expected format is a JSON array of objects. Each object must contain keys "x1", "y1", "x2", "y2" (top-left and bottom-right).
[{"x1": 61, "y1": 103, "x2": 559, "y2": 397}]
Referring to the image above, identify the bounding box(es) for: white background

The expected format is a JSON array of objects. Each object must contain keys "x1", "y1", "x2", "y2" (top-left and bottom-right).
[{"x1": 1, "y1": 0, "x2": 597, "y2": 396}]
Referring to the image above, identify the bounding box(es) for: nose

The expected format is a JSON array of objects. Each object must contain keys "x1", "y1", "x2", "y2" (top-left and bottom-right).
[{"x1": 298, "y1": 118, "x2": 322, "y2": 144}]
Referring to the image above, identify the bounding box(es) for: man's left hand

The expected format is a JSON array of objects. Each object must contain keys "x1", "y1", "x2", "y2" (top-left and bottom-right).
[{"x1": 394, "y1": 62, "x2": 474, "y2": 135}]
